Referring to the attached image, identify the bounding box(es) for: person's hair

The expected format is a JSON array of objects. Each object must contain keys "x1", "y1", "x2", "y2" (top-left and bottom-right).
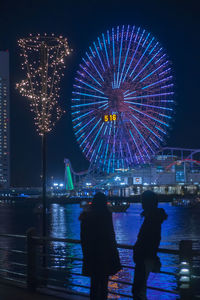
[
  {"x1": 91, "y1": 192, "x2": 107, "y2": 210},
  {"x1": 141, "y1": 190, "x2": 158, "y2": 211}
]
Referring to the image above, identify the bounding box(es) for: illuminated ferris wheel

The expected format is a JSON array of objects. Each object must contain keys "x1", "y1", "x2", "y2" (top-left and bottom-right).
[{"x1": 71, "y1": 25, "x2": 174, "y2": 173}]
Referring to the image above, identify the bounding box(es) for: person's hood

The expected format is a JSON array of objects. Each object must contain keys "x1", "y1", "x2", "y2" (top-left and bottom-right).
[{"x1": 141, "y1": 207, "x2": 168, "y2": 223}]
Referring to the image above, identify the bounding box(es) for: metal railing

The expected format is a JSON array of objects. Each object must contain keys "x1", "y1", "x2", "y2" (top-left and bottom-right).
[{"x1": 0, "y1": 231, "x2": 199, "y2": 299}]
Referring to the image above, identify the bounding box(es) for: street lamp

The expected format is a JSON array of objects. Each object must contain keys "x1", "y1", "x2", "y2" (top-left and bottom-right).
[{"x1": 16, "y1": 34, "x2": 71, "y2": 267}]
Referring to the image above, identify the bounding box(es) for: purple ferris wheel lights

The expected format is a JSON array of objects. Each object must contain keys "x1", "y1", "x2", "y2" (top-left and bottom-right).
[{"x1": 71, "y1": 25, "x2": 175, "y2": 173}]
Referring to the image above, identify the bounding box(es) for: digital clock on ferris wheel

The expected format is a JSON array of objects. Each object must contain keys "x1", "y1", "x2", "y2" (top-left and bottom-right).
[{"x1": 103, "y1": 114, "x2": 117, "y2": 122}]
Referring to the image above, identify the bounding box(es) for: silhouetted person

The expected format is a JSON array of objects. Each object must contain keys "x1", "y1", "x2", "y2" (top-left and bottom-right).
[
  {"x1": 79, "y1": 192, "x2": 121, "y2": 300},
  {"x1": 132, "y1": 190, "x2": 168, "y2": 300}
]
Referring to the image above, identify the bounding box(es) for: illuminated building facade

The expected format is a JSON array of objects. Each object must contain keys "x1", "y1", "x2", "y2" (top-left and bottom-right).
[
  {"x1": 0, "y1": 51, "x2": 10, "y2": 187},
  {"x1": 64, "y1": 147, "x2": 200, "y2": 195}
]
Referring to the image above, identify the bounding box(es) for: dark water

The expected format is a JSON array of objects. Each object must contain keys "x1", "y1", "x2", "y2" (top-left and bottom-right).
[{"x1": 0, "y1": 201, "x2": 199, "y2": 299}]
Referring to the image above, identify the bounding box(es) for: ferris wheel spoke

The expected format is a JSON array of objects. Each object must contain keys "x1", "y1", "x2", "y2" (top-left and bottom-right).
[
  {"x1": 125, "y1": 25, "x2": 130, "y2": 40},
  {"x1": 122, "y1": 27, "x2": 143, "y2": 83},
  {"x1": 116, "y1": 25, "x2": 124, "y2": 87},
  {"x1": 155, "y1": 53, "x2": 167, "y2": 65},
  {"x1": 159, "y1": 68, "x2": 172, "y2": 76},
  {"x1": 85, "y1": 121, "x2": 105, "y2": 146},
  {"x1": 94, "y1": 139, "x2": 103, "y2": 164},
  {"x1": 129, "y1": 113, "x2": 163, "y2": 142},
  {"x1": 107, "y1": 155, "x2": 112, "y2": 174},
  {"x1": 142, "y1": 32, "x2": 151, "y2": 47},
  {"x1": 102, "y1": 34, "x2": 110, "y2": 68},
  {"x1": 80, "y1": 65, "x2": 102, "y2": 87},
  {"x1": 82, "y1": 118, "x2": 103, "y2": 141},
  {"x1": 130, "y1": 119, "x2": 154, "y2": 156},
  {"x1": 129, "y1": 129, "x2": 145, "y2": 163},
  {"x1": 141, "y1": 76, "x2": 173, "y2": 90},
  {"x1": 112, "y1": 127, "x2": 116, "y2": 172},
  {"x1": 85, "y1": 53, "x2": 104, "y2": 82},
  {"x1": 129, "y1": 105, "x2": 169, "y2": 127},
  {"x1": 159, "y1": 113, "x2": 172, "y2": 119},
  {"x1": 124, "y1": 100, "x2": 173, "y2": 111},
  {"x1": 155, "y1": 126, "x2": 167, "y2": 135},
  {"x1": 93, "y1": 41, "x2": 105, "y2": 72},
  {"x1": 112, "y1": 27, "x2": 115, "y2": 66},
  {"x1": 146, "y1": 109, "x2": 172, "y2": 119},
  {"x1": 124, "y1": 91, "x2": 174, "y2": 100},
  {"x1": 123, "y1": 90, "x2": 136, "y2": 97},
  {"x1": 126, "y1": 142, "x2": 134, "y2": 163},
  {"x1": 119, "y1": 142, "x2": 125, "y2": 170},
  {"x1": 74, "y1": 116, "x2": 96, "y2": 135},
  {"x1": 140, "y1": 61, "x2": 169, "y2": 83},
  {"x1": 80, "y1": 119, "x2": 101, "y2": 147},
  {"x1": 102, "y1": 144, "x2": 109, "y2": 171},
  {"x1": 71, "y1": 100, "x2": 108, "y2": 108},
  {"x1": 161, "y1": 83, "x2": 174, "y2": 89},
  {"x1": 105, "y1": 133, "x2": 113, "y2": 172},
  {"x1": 86, "y1": 122, "x2": 105, "y2": 157},
  {"x1": 112, "y1": 28, "x2": 116, "y2": 88},
  {"x1": 101, "y1": 125, "x2": 112, "y2": 171},
  {"x1": 131, "y1": 47, "x2": 163, "y2": 82},
  {"x1": 118, "y1": 26, "x2": 135, "y2": 87},
  {"x1": 129, "y1": 36, "x2": 154, "y2": 78},
  {"x1": 150, "y1": 137, "x2": 160, "y2": 148},
  {"x1": 75, "y1": 78, "x2": 104, "y2": 95},
  {"x1": 97, "y1": 103, "x2": 108, "y2": 110},
  {"x1": 72, "y1": 91, "x2": 108, "y2": 100}
]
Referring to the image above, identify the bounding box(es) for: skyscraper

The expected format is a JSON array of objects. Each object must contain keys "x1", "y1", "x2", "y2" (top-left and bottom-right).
[{"x1": 0, "y1": 51, "x2": 10, "y2": 187}]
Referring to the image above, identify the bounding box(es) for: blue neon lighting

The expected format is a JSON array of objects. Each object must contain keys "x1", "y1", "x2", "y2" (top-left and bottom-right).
[
  {"x1": 129, "y1": 36, "x2": 154, "y2": 77},
  {"x1": 129, "y1": 105, "x2": 169, "y2": 127},
  {"x1": 71, "y1": 25, "x2": 174, "y2": 172},
  {"x1": 86, "y1": 52, "x2": 104, "y2": 81},
  {"x1": 73, "y1": 91, "x2": 108, "y2": 100},
  {"x1": 102, "y1": 33, "x2": 110, "y2": 68},
  {"x1": 75, "y1": 77, "x2": 104, "y2": 94},
  {"x1": 93, "y1": 42, "x2": 105, "y2": 71},
  {"x1": 80, "y1": 64, "x2": 102, "y2": 87}
]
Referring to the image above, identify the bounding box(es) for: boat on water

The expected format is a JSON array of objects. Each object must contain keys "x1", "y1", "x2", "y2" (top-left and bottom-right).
[
  {"x1": 80, "y1": 200, "x2": 130, "y2": 213},
  {"x1": 171, "y1": 197, "x2": 200, "y2": 208}
]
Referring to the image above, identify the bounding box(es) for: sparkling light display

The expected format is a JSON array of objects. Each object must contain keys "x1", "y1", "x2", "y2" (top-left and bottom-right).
[
  {"x1": 72, "y1": 25, "x2": 175, "y2": 173},
  {"x1": 16, "y1": 33, "x2": 71, "y2": 135}
]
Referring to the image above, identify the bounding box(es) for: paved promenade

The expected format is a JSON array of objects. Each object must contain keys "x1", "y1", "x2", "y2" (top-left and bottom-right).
[{"x1": 0, "y1": 282, "x2": 88, "y2": 300}]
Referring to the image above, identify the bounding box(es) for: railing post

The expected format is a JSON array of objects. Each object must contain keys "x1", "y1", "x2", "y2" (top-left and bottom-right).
[
  {"x1": 26, "y1": 227, "x2": 37, "y2": 292},
  {"x1": 178, "y1": 240, "x2": 193, "y2": 299}
]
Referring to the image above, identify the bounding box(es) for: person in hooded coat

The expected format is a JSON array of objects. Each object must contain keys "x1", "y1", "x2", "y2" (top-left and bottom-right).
[
  {"x1": 79, "y1": 192, "x2": 121, "y2": 300},
  {"x1": 132, "y1": 190, "x2": 168, "y2": 300}
]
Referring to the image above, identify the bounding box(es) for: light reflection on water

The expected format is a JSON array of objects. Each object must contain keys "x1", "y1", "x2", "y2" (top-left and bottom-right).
[
  {"x1": 0, "y1": 202, "x2": 199, "y2": 299},
  {"x1": 48, "y1": 203, "x2": 200, "y2": 299}
]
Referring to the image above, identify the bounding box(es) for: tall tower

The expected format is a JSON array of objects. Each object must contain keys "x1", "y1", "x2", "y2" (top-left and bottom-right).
[{"x1": 0, "y1": 51, "x2": 10, "y2": 188}]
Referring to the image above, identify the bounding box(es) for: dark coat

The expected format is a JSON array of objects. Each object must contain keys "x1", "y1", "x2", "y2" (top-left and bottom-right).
[
  {"x1": 133, "y1": 208, "x2": 168, "y2": 262},
  {"x1": 79, "y1": 207, "x2": 122, "y2": 277}
]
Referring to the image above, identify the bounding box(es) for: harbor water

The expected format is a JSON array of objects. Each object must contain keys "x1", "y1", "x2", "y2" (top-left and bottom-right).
[{"x1": 0, "y1": 201, "x2": 199, "y2": 299}]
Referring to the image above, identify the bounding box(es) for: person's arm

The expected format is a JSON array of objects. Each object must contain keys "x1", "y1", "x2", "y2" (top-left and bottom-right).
[
  {"x1": 80, "y1": 219, "x2": 92, "y2": 259},
  {"x1": 134, "y1": 219, "x2": 161, "y2": 260}
]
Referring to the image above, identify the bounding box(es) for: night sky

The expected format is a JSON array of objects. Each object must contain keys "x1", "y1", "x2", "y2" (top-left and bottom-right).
[{"x1": 0, "y1": 0, "x2": 199, "y2": 186}]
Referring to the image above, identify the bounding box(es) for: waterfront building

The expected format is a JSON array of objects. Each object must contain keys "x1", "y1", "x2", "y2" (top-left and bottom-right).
[
  {"x1": 0, "y1": 51, "x2": 10, "y2": 187},
  {"x1": 64, "y1": 147, "x2": 200, "y2": 196}
]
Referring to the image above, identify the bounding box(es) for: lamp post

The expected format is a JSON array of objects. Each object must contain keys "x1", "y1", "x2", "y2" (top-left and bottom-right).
[{"x1": 16, "y1": 34, "x2": 71, "y2": 268}]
